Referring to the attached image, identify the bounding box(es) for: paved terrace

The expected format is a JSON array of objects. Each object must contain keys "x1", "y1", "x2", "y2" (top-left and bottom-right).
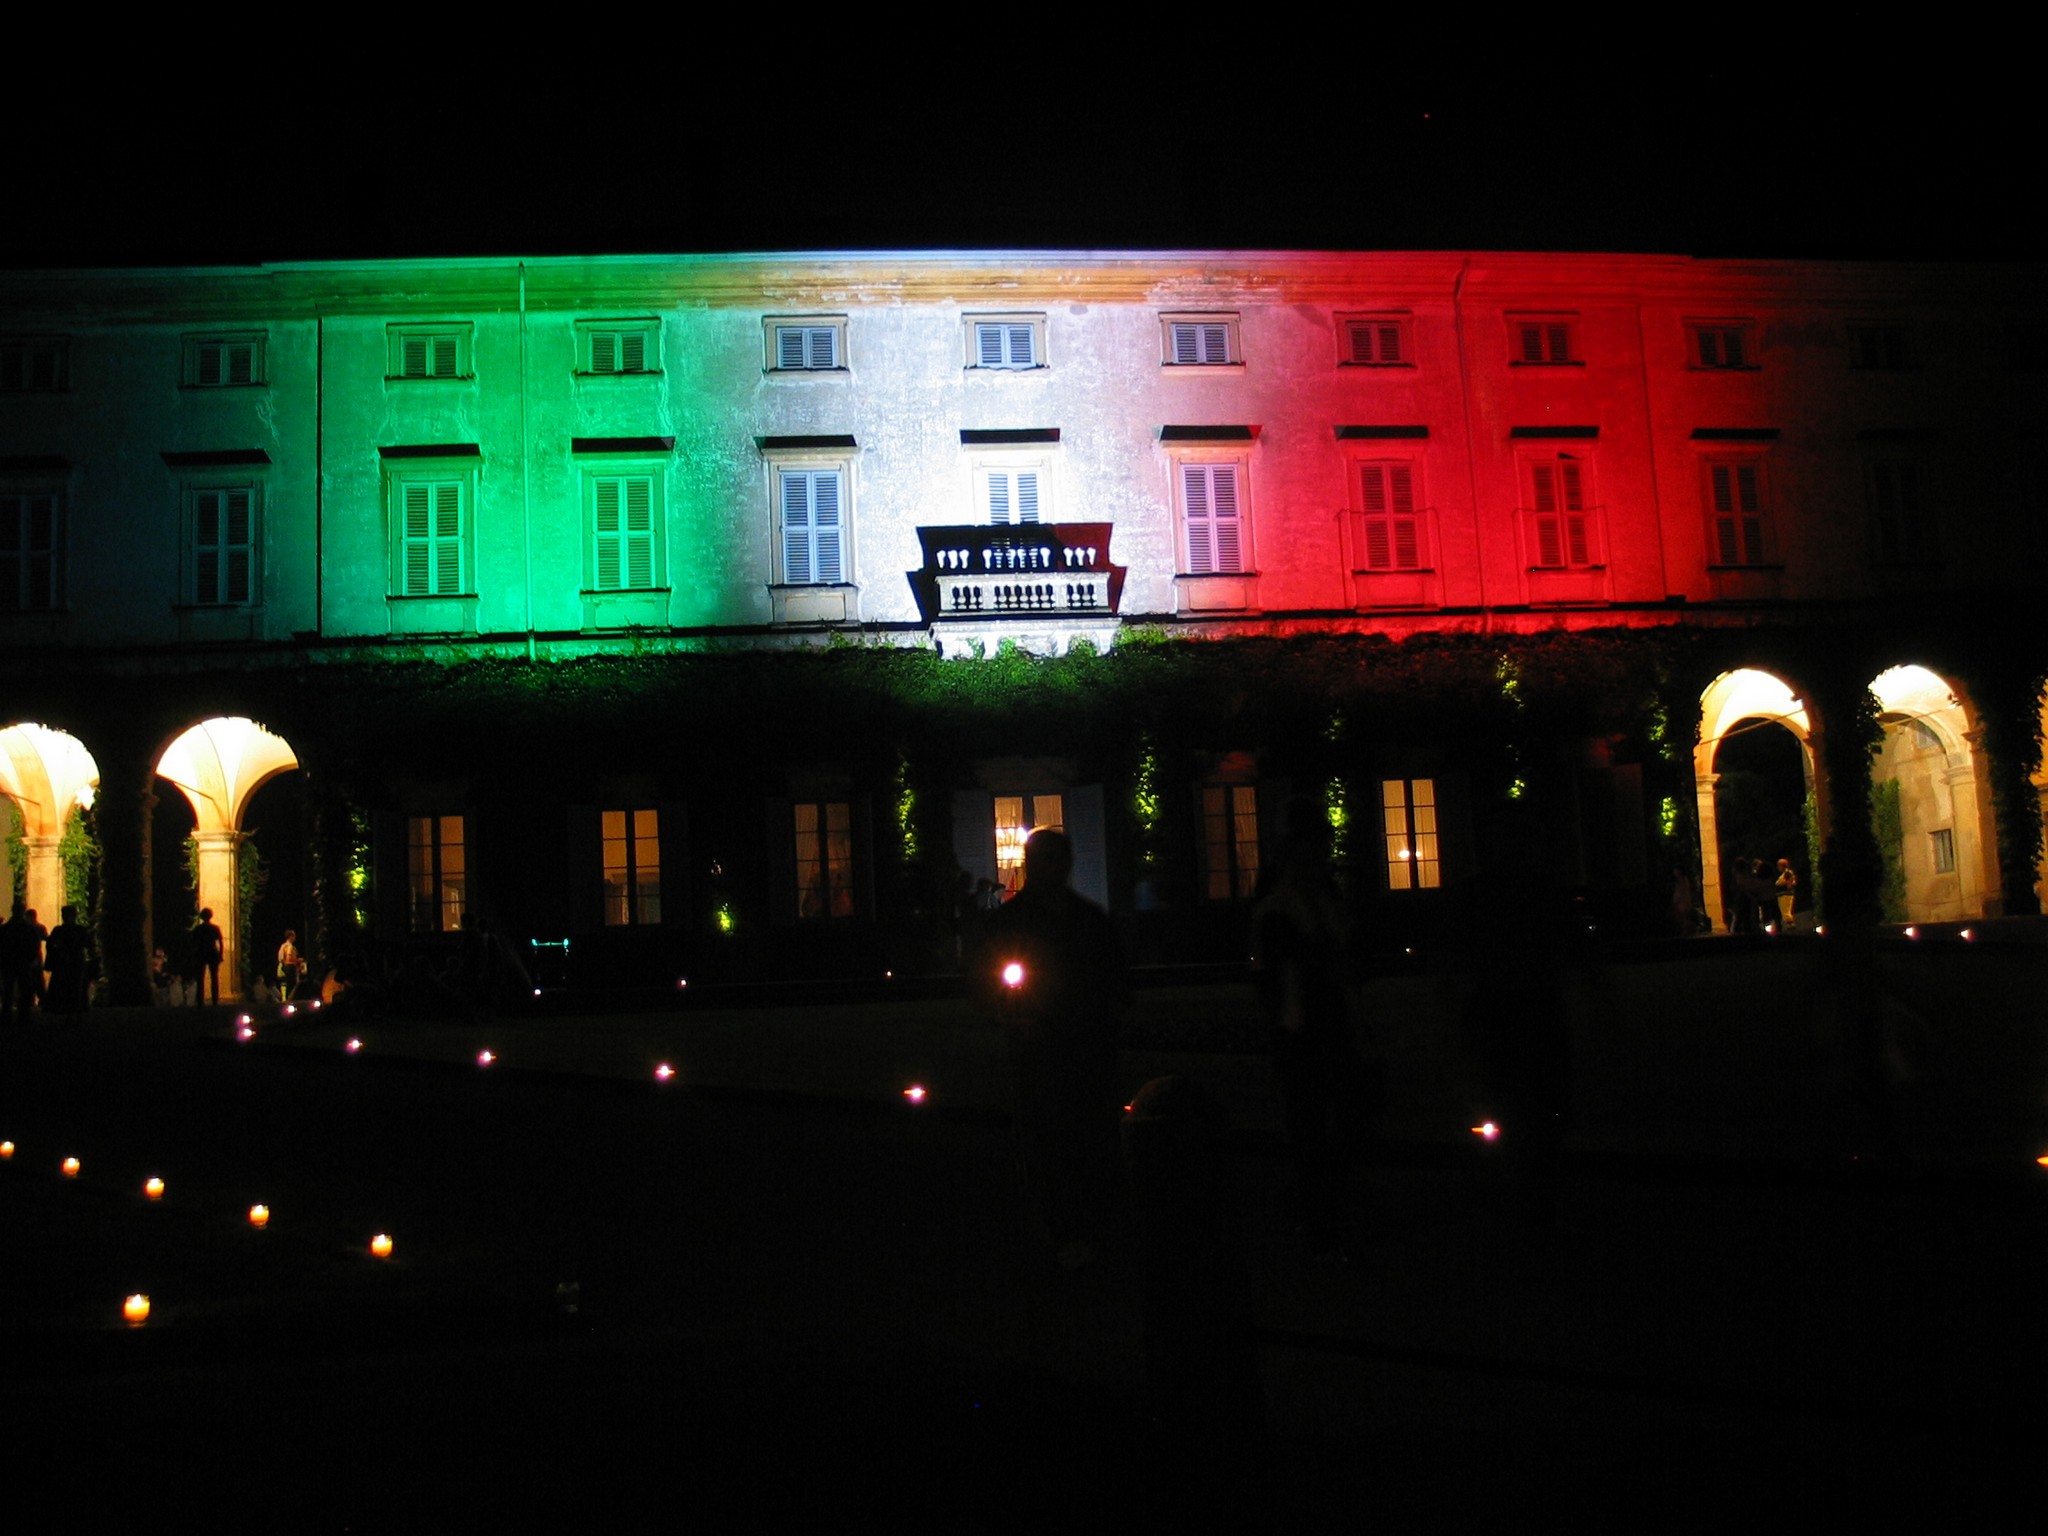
[{"x1": 2, "y1": 931, "x2": 2044, "y2": 1526}]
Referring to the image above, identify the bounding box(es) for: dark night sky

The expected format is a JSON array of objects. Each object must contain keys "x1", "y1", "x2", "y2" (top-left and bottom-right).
[{"x1": 8, "y1": 53, "x2": 2032, "y2": 269}]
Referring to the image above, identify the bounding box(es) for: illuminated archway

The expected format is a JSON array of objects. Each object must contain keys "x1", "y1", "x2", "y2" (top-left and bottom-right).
[
  {"x1": 1695, "y1": 670, "x2": 1813, "y2": 934},
  {"x1": 155, "y1": 718, "x2": 300, "y2": 999},
  {"x1": 1868, "y1": 665, "x2": 1995, "y2": 923},
  {"x1": 0, "y1": 722, "x2": 101, "y2": 927}
]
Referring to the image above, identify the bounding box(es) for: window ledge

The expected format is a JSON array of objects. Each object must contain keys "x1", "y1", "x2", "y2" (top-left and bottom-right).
[
  {"x1": 765, "y1": 368, "x2": 850, "y2": 379},
  {"x1": 1509, "y1": 360, "x2": 1586, "y2": 368},
  {"x1": 384, "y1": 374, "x2": 476, "y2": 384},
  {"x1": 177, "y1": 382, "x2": 268, "y2": 392},
  {"x1": 573, "y1": 370, "x2": 661, "y2": 381},
  {"x1": 174, "y1": 604, "x2": 265, "y2": 643},
  {"x1": 581, "y1": 588, "x2": 670, "y2": 632},
  {"x1": 386, "y1": 593, "x2": 479, "y2": 636},
  {"x1": 1162, "y1": 363, "x2": 1245, "y2": 375},
  {"x1": 1339, "y1": 362, "x2": 1417, "y2": 371},
  {"x1": 769, "y1": 583, "x2": 861, "y2": 626},
  {"x1": 1174, "y1": 572, "x2": 1260, "y2": 614}
]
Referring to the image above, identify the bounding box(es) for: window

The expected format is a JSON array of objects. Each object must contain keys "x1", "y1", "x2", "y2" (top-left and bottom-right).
[
  {"x1": 767, "y1": 318, "x2": 845, "y2": 372},
  {"x1": 1688, "y1": 322, "x2": 1755, "y2": 370},
  {"x1": 1849, "y1": 322, "x2": 1912, "y2": 371},
  {"x1": 1356, "y1": 461, "x2": 1425, "y2": 571},
  {"x1": 577, "y1": 320, "x2": 658, "y2": 376},
  {"x1": 1525, "y1": 454, "x2": 1596, "y2": 568},
  {"x1": 994, "y1": 794, "x2": 1063, "y2": 897},
  {"x1": 389, "y1": 470, "x2": 471, "y2": 596},
  {"x1": 977, "y1": 460, "x2": 1048, "y2": 524},
  {"x1": 793, "y1": 802, "x2": 854, "y2": 919},
  {"x1": 602, "y1": 809, "x2": 662, "y2": 925},
  {"x1": 1198, "y1": 783, "x2": 1260, "y2": 900},
  {"x1": 1704, "y1": 458, "x2": 1769, "y2": 566},
  {"x1": 1163, "y1": 315, "x2": 1239, "y2": 367},
  {"x1": 1339, "y1": 314, "x2": 1411, "y2": 366},
  {"x1": 407, "y1": 815, "x2": 466, "y2": 933},
  {"x1": 183, "y1": 333, "x2": 264, "y2": 387},
  {"x1": 776, "y1": 465, "x2": 847, "y2": 585},
  {"x1": 1382, "y1": 779, "x2": 1440, "y2": 890},
  {"x1": 0, "y1": 489, "x2": 62, "y2": 611},
  {"x1": 1868, "y1": 460, "x2": 1931, "y2": 562},
  {"x1": 1930, "y1": 827, "x2": 1956, "y2": 875},
  {"x1": 1511, "y1": 316, "x2": 1577, "y2": 365},
  {"x1": 189, "y1": 484, "x2": 258, "y2": 604},
  {"x1": 0, "y1": 338, "x2": 67, "y2": 393},
  {"x1": 966, "y1": 315, "x2": 1044, "y2": 370},
  {"x1": 387, "y1": 324, "x2": 471, "y2": 380},
  {"x1": 1176, "y1": 460, "x2": 1248, "y2": 574},
  {"x1": 586, "y1": 471, "x2": 662, "y2": 590}
]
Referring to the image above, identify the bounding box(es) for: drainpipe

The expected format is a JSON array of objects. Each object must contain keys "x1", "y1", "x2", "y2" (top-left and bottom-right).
[{"x1": 520, "y1": 263, "x2": 535, "y2": 662}]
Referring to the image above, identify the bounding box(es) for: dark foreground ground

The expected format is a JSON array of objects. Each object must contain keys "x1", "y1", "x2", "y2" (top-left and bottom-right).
[{"x1": 3, "y1": 937, "x2": 2046, "y2": 1529}]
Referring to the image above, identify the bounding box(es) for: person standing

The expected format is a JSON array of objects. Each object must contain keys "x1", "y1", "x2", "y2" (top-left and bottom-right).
[
  {"x1": 1774, "y1": 858, "x2": 1799, "y2": 930},
  {"x1": 43, "y1": 904, "x2": 93, "y2": 1015},
  {"x1": 981, "y1": 828, "x2": 1128, "y2": 1267},
  {"x1": 1, "y1": 903, "x2": 41, "y2": 1022},
  {"x1": 276, "y1": 929, "x2": 305, "y2": 999},
  {"x1": 191, "y1": 908, "x2": 225, "y2": 1005}
]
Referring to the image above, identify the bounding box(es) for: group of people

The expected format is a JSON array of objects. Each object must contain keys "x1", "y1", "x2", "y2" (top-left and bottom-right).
[
  {"x1": 1, "y1": 902, "x2": 97, "y2": 1019},
  {"x1": 1728, "y1": 856, "x2": 1800, "y2": 934}
]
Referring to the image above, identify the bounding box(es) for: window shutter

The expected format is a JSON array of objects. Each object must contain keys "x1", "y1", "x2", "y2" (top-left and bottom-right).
[
  {"x1": 403, "y1": 482, "x2": 432, "y2": 593},
  {"x1": 812, "y1": 471, "x2": 843, "y2": 584},
  {"x1": 1183, "y1": 463, "x2": 1242, "y2": 574},
  {"x1": 590, "y1": 332, "x2": 618, "y2": 374},
  {"x1": 1531, "y1": 463, "x2": 1563, "y2": 566},
  {"x1": 224, "y1": 487, "x2": 252, "y2": 602},
  {"x1": 594, "y1": 477, "x2": 621, "y2": 588},
  {"x1": 197, "y1": 346, "x2": 223, "y2": 386},
  {"x1": 778, "y1": 327, "x2": 807, "y2": 370},
  {"x1": 402, "y1": 335, "x2": 428, "y2": 377},
  {"x1": 1559, "y1": 459, "x2": 1589, "y2": 566},
  {"x1": 781, "y1": 473, "x2": 813, "y2": 585},
  {"x1": 806, "y1": 328, "x2": 836, "y2": 368},
  {"x1": 977, "y1": 323, "x2": 1005, "y2": 367},
  {"x1": 195, "y1": 490, "x2": 222, "y2": 601},
  {"x1": 986, "y1": 470, "x2": 1011, "y2": 524},
  {"x1": 1015, "y1": 469, "x2": 1039, "y2": 524},
  {"x1": 433, "y1": 482, "x2": 461, "y2": 593},
  {"x1": 619, "y1": 330, "x2": 645, "y2": 373},
  {"x1": 227, "y1": 343, "x2": 253, "y2": 385},
  {"x1": 624, "y1": 476, "x2": 654, "y2": 588}
]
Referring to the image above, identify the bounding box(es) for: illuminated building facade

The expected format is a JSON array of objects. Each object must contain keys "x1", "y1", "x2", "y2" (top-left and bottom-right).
[{"x1": 2, "y1": 251, "x2": 2043, "y2": 998}]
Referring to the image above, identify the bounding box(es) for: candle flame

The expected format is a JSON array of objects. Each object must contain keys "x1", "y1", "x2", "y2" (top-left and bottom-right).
[
  {"x1": 1471, "y1": 1121, "x2": 1500, "y2": 1141},
  {"x1": 477, "y1": 1050, "x2": 495, "y2": 1067},
  {"x1": 123, "y1": 1294, "x2": 151, "y2": 1327},
  {"x1": 248, "y1": 1204, "x2": 269, "y2": 1227},
  {"x1": 904, "y1": 1085, "x2": 927, "y2": 1103},
  {"x1": 370, "y1": 1233, "x2": 394, "y2": 1258},
  {"x1": 61, "y1": 1156, "x2": 80, "y2": 1177},
  {"x1": 144, "y1": 1177, "x2": 164, "y2": 1200},
  {"x1": 654, "y1": 1063, "x2": 675, "y2": 1081},
  {"x1": 1002, "y1": 962, "x2": 1025, "y2": 988}
]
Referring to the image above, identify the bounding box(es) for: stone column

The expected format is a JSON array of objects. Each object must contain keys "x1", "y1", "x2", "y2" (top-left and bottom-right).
[
  {"x1": 1693, "y1": 767, "x2": 1725, "y2": 933},
  {"x1": 192, "y1": 828, "x2": 246, "y2": 1000},
  {"x1": 94, "y1": 761, "x2": 155, "y2": 1006},
  {"x1": 22, "y1": 833, "x2": 64, "y2": 933}
]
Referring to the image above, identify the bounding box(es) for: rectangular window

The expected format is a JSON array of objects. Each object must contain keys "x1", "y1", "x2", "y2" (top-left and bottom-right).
[
  {"x1": 1526, "y1": 454, "x2": 1595, "y2": 568},
  {"x1": 978, "y1": 462, "x2": 1046, "y2": 524},
  {"x1": 1868, "y1": 460, "x2": 1931, "y2": 562},
  {"x1": 777, "y1": 466, "x2": 846, "y2": 585},
  {"x1": 1382, "y1": 779, "x2": 1440, "y2": 891},
  {"x1": 993, "y1": 793, "x2": 1063, "y2": 897},
  {"x1": 1930, "y1": 827, "x2": 1956, "y2": 875},
  {"x1": 1849, "y1": 323, "x2": 1912, "y2": 371},
  {"x1": 1339, "y1": 313, "x2": 1410, "y2": 366},
  {"x1": 407, "y1": 814, "x2": 466, "y2": 933},
  {"x1": 578, "y1": 320, "x2": 658, "y2": 376},
  {"x1": 1705, "y1": 458, "x2": 1769, "y2": 566},
  {"x1": 387, "y1": 324, "x2": 471, "y2": 380},
  {"x1": 0, "y1": 338, "x2": 67, "y2": 393},
  {"x1": 190, "y1": 485, "x2": 257, "y2": 604},
  {"x1": 1357, "y1": 461, "x2": 1424, "y2": 571},
  {"x1": 0, "y1": 490, "x2": 62, "y2": 611},
  {"x1": 768, "y1": 319, "x2": 845, "y2": 372},
  {"x1": 1163, "y1": 315, "x2": 1239, "y2": 367},
  {"x1": 602, "y1": 809, "x2": 662, "y2": 925},
  {"x1": 967, "y1": 315, "x2": 1044, "y2": 370},
  {"x1": 1688, "y1": 322, "x2": 1755, "y2": 370},
  {"x1": 1512, "y1": 316, "x2": 1577, "y2": 365},
  {"x1": 588, "y1": 472, "x2": 661, "y2": 590},
  {"x1": 1198, "y1": 784, "x2": 1260, "y2": 900},
  {"x1": 391, "y1": 473, "x2": 470, "y2": 595},
  {"x1": 184, "y1": 333, "x2": 264, "y2": 387},
  {"x1": 793, "y1": 801, "x2": 854, "y2": 920},
  {"x1": 1178, "y1": 461, "x2": 1247, "y2": 575}
]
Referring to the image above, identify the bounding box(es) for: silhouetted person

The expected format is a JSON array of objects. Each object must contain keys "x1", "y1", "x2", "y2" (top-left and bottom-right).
[
  {"x1": 1252, "y1": 797, "x2": 1380, "y2": 1254},
  {"x1": 1774, "y1": 858, "x2": 1798, "y2": 929},
  {"x1": 190, "y1": 908, "x2": 224, "y2": 1005},
  {"x1": 1, "y1": 902, "x2": 43, "y2": 1021},
  {"x1": 982, "y1": 828, "x2": 1127, "y2": 1267},
  {"x1": 43, "y1": 903, "x2": 93, "y2": 1015},
  {"x1": 276, "y1": 929, "x2": 305, "y2": 999}
]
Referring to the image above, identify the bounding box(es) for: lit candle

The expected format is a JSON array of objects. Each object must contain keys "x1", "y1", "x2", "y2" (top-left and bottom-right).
[
  {"x1": 1002, "y1": 962, "x2": 1025, "y2": 989},
  {"x1": 904, "y1": 1085, "x2": 927, "y2": 1104},
  {"x1": 1961, "y1": 928, "x2": 1976, "y2": 942},
  {"x1": 247, "y1": 1204, "x2": 269, "y2": 1228},
  {"x1": 0, "y1": 1141, "x2": 13, "y2": 1160},
  {"x1": 61, "y1": 1156, "x2": 80, "y2": 1178},
  {"x1": 1904, "y1": 926, "x2": 1920, "y2": 939},
  {"x1": 345, "y1": 1038, "x2": 362, "y2": 1053},
  {"x1": 236, "y1": 1024, "x2": 256, "y2": 1041},
  {"x1": 1471, "y1": 1122, "x2": 1500, "y2": 1142},
  {"x1": 369, "y1": 1233, "x2": 393, "y2": 1259},
  {"x1": 476, "y1": 1050, "x2": 495, "y2": 1068},
  {"x1": 144, "y1": 1177, "x2": 164, "y2": 1200},
  {"x1": 123, "y1": 1294, "x2": 151, "y2": 1327},
  {"x1": 654, "y1": 1063, "x2": 675, "y2": 1082}
]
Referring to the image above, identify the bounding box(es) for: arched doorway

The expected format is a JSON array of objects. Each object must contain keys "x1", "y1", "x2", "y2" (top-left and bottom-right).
[
  {"x1": 1868, "y1": 665, "x2": 1996, "y2": 923},
  {"x1": 155, "y1": 718, "x2": 299, "y2": 999},
  {"x1": 1695, "y1": 670, "x2": 1813, "y2": 934}
]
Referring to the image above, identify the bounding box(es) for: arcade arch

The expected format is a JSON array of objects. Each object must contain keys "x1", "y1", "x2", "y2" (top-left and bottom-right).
[
  {"x1": 0, "y1": 722, "x2": 101, "y2": 927},
  {"x1": 1695, "y1": 670, "x2": 1812, "y2": 934},
  {"x1": 1867, "y1": 665, "x2": 1995, "y2": 923},
  {"x1": 155, "y1": 717, "x2": 299, "y2": 998}
]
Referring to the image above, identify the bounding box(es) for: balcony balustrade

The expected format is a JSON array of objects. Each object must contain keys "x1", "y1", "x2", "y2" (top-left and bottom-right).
[{"x1": 908, "y1": 523, "x2": 1126, "y2": 625}]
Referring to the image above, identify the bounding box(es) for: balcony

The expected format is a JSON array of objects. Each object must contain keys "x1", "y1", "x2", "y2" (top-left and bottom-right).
[{"x1": 908, "y1": 523, "x2": 1127, "y2": 629}]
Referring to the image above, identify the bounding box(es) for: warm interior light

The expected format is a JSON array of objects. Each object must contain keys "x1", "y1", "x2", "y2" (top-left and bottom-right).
[
  {"x1": 247, "y1": 1204, "x2": 269, "y2": 1228},
  {"x1": 123, "y1": 1294, "x2": 151, "y2": 1327},
  {"x1": 370, "y1": 1233, "x2": 394, "y2": 1259},
  {"x1": 144, "y1": 1177, "x2": 164, "y2": 1200}
]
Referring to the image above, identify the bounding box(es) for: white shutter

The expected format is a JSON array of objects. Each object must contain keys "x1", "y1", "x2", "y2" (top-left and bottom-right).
[
  {"x1": 403, "y1": 482, "x2": 432, "y2": 592},
  {"x1": 812, "y1": 470, "x2": 843, "y2": 584},
  {"x1": 594, "y1": 477, "x2": 622, "y2": 588},
  {"x1": 195, "y1": 489, "x2": 222, "y2": 600},
  {"x1": 1183, "y1": 463, "x2": 1242, "y2": 574},
  {"x1": 432, "y1": 482, "x2": 462, "y2": 591}
]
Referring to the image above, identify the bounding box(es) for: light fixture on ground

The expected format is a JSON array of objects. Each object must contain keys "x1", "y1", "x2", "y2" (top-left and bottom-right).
[
  {"x1": 61, "y1": 1156, "x2": 80, "y2": 1177},
  {"x1": 123, "y1": 1294, "x2": 151, "y2": 1327},
  {"x1": 346, "y1": 1038, "x2": 362, "y2": 1053},
  {"x1": 0, "y1": 1140, "x2": 13, "y2": 1159},
  {"x1": 144, "y1": 1177, "x2": 164, "y2": 1200},
  {"x1": 1471, "y1": 1122, "x2": 1500, "y2": 1141},
  {"x1": 370, "y1": 1233, "x2": 394, "y2": 1259},
  {"x1": 477, "y1": 1050, "x2": 495, "y2": 1067},
  {"x1": 247, "y1": 1204, "x2": 269, "y2": 1228},
  {"x1": 654, "y1": 1063, "x2": 675, "y2": 1081},
  {"x1": 903, "y1": 1085, "x2": 927, "y2": 1103}
]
